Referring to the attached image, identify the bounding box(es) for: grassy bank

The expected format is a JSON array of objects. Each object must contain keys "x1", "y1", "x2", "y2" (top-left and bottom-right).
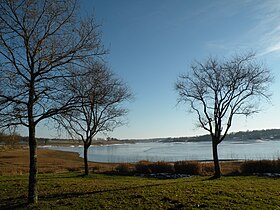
[
  {"x1": 1, "y1": 147, "x2": 279, "y2": 209},
  {"x1": 0, "y1": 147, "x2": 118, "y2": 175},
  {"x1": 1, "y1": 173, "x2": 279, "y2": 209}
]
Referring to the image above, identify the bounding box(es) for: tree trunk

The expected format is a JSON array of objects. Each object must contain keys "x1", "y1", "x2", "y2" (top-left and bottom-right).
[
  {"x1": 28, "y1": 124, "x2": 38, "y2": 204},
  {"x1": 84, "y1": 145, "x2": 89, "y2": 175},
  {"x1": 212, "y1": 140, "x2": 221, "y2": 178}
]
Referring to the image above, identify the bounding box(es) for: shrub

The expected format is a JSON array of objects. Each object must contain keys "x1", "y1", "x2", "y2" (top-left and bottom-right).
[
  {"x1": 135, "y1": 161, "x2": 174, "y2": 174},
  {"x1": 66, "y1": 167, "x2": 81, "y2": 172},
  {"x1": 115, "y1": 163, "x2": 134, "y2": 174},
  {"x1": 200, "y1": 162, "x2": 214, "y2": 176},
  {"x1": 240, "y1": 159, "x2": 280, "y2": 174},
  {"x1": 135, "y1": 160, "x2": 152, "y2": 174},
  {"x1": 149, "y1": 161, "x2": 174, "y2": 173},
  {"x1": 174, "y1": 161, "x2": 201, "y2": 175}
]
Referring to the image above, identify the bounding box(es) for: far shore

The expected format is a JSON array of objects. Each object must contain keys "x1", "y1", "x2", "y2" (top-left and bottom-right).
[{"x1": 26, "y1": 139, "x2": 137, "y2": 147}]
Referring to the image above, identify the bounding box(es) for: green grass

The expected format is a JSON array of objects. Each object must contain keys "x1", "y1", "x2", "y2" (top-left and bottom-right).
[{"x1": 0, "y1": 173, "x2": 279, "y2": 209}]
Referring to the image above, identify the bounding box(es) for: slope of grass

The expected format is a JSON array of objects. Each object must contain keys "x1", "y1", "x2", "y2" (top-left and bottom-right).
[
  {"x1": 1, "y1": 147, "x2": 279, "y2": 209},
  {"x1": 0, "y1": 173, "x2": 279, "y2": 209},
  {"x1": 0, "y1": 147, "x2": 117, "y2": 175}
]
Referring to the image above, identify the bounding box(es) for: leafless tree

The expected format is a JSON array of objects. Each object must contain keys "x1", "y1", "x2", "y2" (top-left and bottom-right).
[
  {"x1": 57, "y1": 61, "x2": 132, "y2": 175},
  {"x1": 175, "y1": 52, "x2": 272, "y2": 178},
  {"x1": 0, "y1": 0, "x2": 106, "y2": 203}
]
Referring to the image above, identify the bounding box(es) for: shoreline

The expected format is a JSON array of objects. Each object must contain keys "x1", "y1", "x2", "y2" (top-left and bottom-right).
[
  {"x1": 1, "y1": 146, "x2": 279, "y2": 177},
  {"x1": 0, "y1": 147, "x2": 240, "y2": 176}
]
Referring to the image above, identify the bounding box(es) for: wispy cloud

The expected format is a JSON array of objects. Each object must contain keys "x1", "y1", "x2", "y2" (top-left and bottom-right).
[
  {"x1": 251, "y1": 1, "x2": 280, "y2": 56},
  {"x1": 206, "y1": 0, "x2": 280, "y2": 57}
]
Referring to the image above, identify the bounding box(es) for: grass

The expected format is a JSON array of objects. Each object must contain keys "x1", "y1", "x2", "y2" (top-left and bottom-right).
[
  {"x1": 1, "y1": 147, "x2": 280, "y2": 209},
  {"x1": 0, "y1": 173, "x2": 279, "y2": 209},
  {"x1": 0, "y1": 146, "x2": 117, "y2": 175}
]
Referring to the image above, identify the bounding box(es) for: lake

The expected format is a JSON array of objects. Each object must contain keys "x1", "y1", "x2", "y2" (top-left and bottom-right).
[{"x1": 43, "y1": 139, "x2": 280, "y2": 163}]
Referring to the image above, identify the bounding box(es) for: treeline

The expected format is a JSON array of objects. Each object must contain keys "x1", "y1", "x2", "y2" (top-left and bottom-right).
[
  {"x1": 0, "y1": 133, "x2": 21, "y2": 146},
  {"x1": 0, "y1": 133, "x2": 123, "y2": 146},
  {"x1": 158, "y1": 129, "x2": 280, "y2": 143},
  {"x1": 0, "y1": 132, "x2": 75, "y2": 145},
  {"x1": 226, "y1": 129, "x2": 280, "y2": 141},
  {"x1": 1, "y1": 129, "x2": 280, "y2": 146}
]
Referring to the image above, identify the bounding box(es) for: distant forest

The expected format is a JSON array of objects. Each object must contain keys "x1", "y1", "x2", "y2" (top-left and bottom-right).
[
  {"x1": 159, "y1": 129, "x2": 280, "y2": 143},
  {"x1": 1, "y1": 129, "x2": 280, "y2": 145}
]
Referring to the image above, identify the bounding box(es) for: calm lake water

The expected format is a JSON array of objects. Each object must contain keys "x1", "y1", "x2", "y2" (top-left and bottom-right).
[{"x1": 43, "y1": 140, "x2": 280, "y2": 163}]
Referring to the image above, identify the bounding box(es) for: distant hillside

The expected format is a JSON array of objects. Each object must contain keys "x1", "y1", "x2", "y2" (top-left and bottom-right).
[
  {"x1": 3, "y1": 129, "x2": 279, "y2": 146},
  {"x1": 158, "y1": 129, "x2": 280, "y2": 143}
]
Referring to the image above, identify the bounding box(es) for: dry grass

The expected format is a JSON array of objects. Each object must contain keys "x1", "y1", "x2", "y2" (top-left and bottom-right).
[
  {"x1": 240, "y1": 159, "x2": 280, "y2": 174},
  {"x1": 0, "y1": 146, "x2": 118, "y2": 175}
]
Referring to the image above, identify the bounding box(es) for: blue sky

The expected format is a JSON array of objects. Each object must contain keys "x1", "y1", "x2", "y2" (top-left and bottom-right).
[{"x1": 37, "y1": 0, "x2": 280, "y2": 139}]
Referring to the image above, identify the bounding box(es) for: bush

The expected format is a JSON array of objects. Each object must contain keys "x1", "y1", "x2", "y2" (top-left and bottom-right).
[
  {"x1": 115, "y1": 163, "x2": 134, "y2": 174},
  {"x1": 135, "y1": 161, "x2": 152, "y2": 174},
  {"x1": 135, "y1": 160, "x2": 174, "y2": 174},
  {"x1": 149, "y1": 161, "x2": 174, "y2": 173},
  {"x1": 240, "y1": 159, "x2": 280, "y2": 174},
  {"x1": 174, "y1": 161, "x2": 201, "y2": 175},
  {"x1": 66, "y1": 167, "x2": 79, "y2": 172},
  {"x1": 200, "y1": 162, "x2": 215, "y2": 175}
]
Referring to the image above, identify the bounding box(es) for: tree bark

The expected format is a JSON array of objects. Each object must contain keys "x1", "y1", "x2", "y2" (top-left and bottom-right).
[
  {"x1": 212, "y1": 140, "x2": 221, "y2": 178},
  {"x1": 28, "y1": 124, "x2": 38, "y2": 204},
  {"x1": 84, "y1": 145, "x2": 89, "y2": 175}
]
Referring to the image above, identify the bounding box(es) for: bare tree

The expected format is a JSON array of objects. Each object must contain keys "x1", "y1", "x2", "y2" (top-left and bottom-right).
[
  {"x1": 175, "y1": 53, "x2": 272, "y2": 178},
  {"x1": 0, "y1": 0, "x2": 106, "y2": 203},
  {"x1": 57, "y1": 61, "x2": 132, "y2": 175}
]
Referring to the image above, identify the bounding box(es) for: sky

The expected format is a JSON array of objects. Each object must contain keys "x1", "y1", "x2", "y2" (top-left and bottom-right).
[{"x1": 36, "y1": 0, "x2": 280, "y2": 139}]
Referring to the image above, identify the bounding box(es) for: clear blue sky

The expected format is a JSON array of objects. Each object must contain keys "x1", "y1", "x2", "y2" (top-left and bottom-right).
[{"x1": 37, "y1": 0, "x2": 280, "y2": 139}]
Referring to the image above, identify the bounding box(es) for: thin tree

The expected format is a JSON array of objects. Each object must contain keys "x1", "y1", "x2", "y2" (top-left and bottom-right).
[
  {"x1": 58, "y1": 61, "x2": 132, "y2": 175},
  {"x1": 0, "y1": 0, "x2": 106, "y2": 203},
  {"x1": 175, "y1": 53, "x2": 272, "y2": 178}
]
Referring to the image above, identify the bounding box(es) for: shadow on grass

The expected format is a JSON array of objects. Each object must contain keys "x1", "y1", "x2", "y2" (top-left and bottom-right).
[
  {"x1": 40, "y1": 181, "x2": 183, "y2": 201},
  {"x1": 0, "y1": 182, "x2": 178, "y2": 209},
  {"x1": 0, "y1": 196, "x2": 27, "y2": 210},
  {"x1": 207, "y1": 175, "x2": 221, "y2": 180},
  {"x1": 38, "y1": 172, "x2": 88, "y2": 180}
]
